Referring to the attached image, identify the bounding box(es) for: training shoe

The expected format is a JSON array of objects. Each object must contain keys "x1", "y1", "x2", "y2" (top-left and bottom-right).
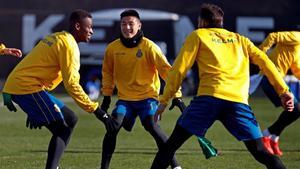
[
  {"x1": 173, "y1": 166, "x2": 182, "y2": 169},
  {"x1": 262, "y1": 137, "x2": 274, "y2": 154},
  {"x1": 270, "y1": 140, "x2": 283, "y2": 156}
]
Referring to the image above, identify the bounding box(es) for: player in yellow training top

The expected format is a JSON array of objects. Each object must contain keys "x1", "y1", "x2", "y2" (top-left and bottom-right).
[
  {"x1": 99, "y1": 9, "x2": 184, "y2": 169},
  {"x1": 0, "y1": 43, "x2": 22, "y2": 57},
  {"x1": 251, "y1": 31, "x2": 300, "y2": 156},
  {"x1": 150, "y1": 3, "x2": 294, "y2": 169},
  {"x1": 2, "y1": 10, "x2": 114, "y2": 169}
]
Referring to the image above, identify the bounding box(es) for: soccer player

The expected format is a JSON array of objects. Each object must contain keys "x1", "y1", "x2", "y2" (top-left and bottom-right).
[
  {"x1": 99, "y1": 9, "x2": 184, "y2": 169},
  {"x1": 150, "y1": 3, "x2": 294, "y2": 169},
  {"x1": 2, "y1": 9, "x2": 114, "y2": 169},
  {"x1": 257, "y1": 31, "x2": 300, "y2": 156},
  {"x1": 0, "y1": 43, "x2": 22, "y2": 57}
]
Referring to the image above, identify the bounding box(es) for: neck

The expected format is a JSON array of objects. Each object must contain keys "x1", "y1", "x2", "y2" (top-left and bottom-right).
[{"x1": 120, "y1": 30, "x2": 143, "y2": 48}]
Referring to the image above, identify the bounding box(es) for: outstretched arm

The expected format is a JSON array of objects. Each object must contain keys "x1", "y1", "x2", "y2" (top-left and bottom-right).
[{"x1": 0, "y1": 43, "x2": 22, "y2": 57}]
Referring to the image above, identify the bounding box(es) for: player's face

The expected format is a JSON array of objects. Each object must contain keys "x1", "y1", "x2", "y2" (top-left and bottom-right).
[
  {"x1": 120, "y1": 16, "x2": 141, "y2": 39},
  {"x1": 77, "y1": 17, "x2": 93, "y2": 42}
]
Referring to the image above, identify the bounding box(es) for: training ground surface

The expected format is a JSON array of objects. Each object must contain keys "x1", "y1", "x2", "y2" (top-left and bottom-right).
[{"x1": 1, "y1": 95, "x2": 300, "y2": 169}]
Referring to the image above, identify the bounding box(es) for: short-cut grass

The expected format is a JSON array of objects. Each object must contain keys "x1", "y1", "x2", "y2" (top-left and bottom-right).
[{"x1": 1, "y1": 95, "x2": 300, "y2": 169}]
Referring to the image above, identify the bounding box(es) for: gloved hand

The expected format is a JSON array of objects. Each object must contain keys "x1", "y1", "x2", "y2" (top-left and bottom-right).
[
  {"x1": 26, "y1": 118, "x2": 42, "y2": 129},
  {"x1": 93, "y1": 107, "x2": 116, "y2": 133},
  {"x1": 169, "y1": 98, "x2": 186, "y2": 112},
  {"x1": 100, "y1": 96, "x2": 111, "y2": 112},
  {"x1": 2, "y1": 93, "x2": 17, "y2": 112},
  {"x1": 197, "y1": 137, "x2": 218, "y2": 159}
]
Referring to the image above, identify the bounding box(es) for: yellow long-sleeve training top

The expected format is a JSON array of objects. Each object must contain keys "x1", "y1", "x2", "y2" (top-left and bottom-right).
[
  {"x1": 160, "y1": 28, "x2": 289, "y2": 105},
  {"x1": 259, "y1": 31, "x2": 300, "y2": 78},
  {"x1": 101, "y1": 37, "x2": 182, "y2": 101},
  {"x1": 3, "y1": 31, "x2": 98, "y2": 113}
]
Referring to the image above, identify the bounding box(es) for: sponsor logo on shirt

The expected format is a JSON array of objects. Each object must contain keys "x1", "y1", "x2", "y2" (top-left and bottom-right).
[{"x1": 212, "y1": 38, "x2": 236, "y2": 43}]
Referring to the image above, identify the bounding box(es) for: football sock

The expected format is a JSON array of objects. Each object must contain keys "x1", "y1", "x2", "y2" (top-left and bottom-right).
[
  {"x1": 262, "y1": 129, "x2": 271, "y2": 137},
  {"x1": 244, "y1": 138, "x2": 286, "y2": 169},
  {"x1": 45, "y1": 106, "x2": 77, "y2": 169},
  {"x1": 271, "y1": 135, "x2": 279, "y2": 142},
  {"x1": 101, "y1": 114, "x2": 123, "y2": 169},
  {"x1": 46, "y1": 135, "x2": 66, "y2": 169},
  {"x1": 268, "y1": 109, "x2": 300, "y2": 136},
  {"x1": 101, "y1": 132, "x2": 117, "y2": 169},
  {"x1": 151, "y1": 124, "x2": 192, "y2": 169},
  {"x1": 143, "y1": 116, "x2": 180, "y2": 168}
]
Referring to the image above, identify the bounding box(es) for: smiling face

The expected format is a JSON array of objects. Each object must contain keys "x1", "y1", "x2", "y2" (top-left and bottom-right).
[
  {"x1": 120, "y1": 16, "x2": 141, "y2": 39},
  {"x1": 76, "y1": 17, "x2": 93, "y2": 42}
]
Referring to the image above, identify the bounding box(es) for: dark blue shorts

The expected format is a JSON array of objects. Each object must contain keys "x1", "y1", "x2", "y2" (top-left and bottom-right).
[
  {"x1": 12, "y1": 91, "x2": 65, "y2": 126},
  {"x1": 177, "y1": 96, "x2": 262, "y2": 141},
  {"x1": 112, "y1": 98, "x2": 158, "y2": 131},
  {"x1": 261, "y1": 76, "x2": 298, "y2": 107}
]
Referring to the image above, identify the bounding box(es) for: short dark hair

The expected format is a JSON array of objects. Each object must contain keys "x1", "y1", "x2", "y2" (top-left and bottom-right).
[
  {"x1": 69, "y1": 9, "x2": 92, "y2": 31},
  {"x1": 120, "y1": 9, "x2": 140, "y2": 20},
  {"x1": 200, "y1": 3, "x2": 224, "y2": 28}
]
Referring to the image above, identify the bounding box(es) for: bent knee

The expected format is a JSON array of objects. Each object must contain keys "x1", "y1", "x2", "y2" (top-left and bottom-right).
[
  {"x1": 67, "y1": 114, "x2": 78, "y2": 128},
  {"x1": 142, "y1": 120, "x2": 155, "y2": 131}
]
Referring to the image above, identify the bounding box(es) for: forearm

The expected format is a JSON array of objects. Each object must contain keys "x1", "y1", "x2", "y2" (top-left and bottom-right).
[{"x1": 65, "y1": 82, "x2": 98, "y2": 113}]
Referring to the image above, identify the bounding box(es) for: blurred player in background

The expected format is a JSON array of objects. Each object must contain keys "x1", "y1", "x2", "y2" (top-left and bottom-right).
[
  {"x1": 99, "y1": 9, "x2": 184, "y2": 169},
  {"x1": 151, "y1": 3, "x2": 294, "y2": 169},
  {"x1": 256, "y1": 31, "x2": 300, "y2": 156},
  {"x1": 0, "y1": 43, "x2": 22, "y2": 57},
  {"x1": 2, "y1": 9, "x2": 114, "y2": 169}
]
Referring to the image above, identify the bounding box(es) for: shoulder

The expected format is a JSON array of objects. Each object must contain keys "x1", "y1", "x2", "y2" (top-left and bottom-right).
[
  {"x1": 141, "y1": 37, "x2": 163, "y2": 52},
  {"x1": 141, "y1": 37, "x2": 156, "y2": 47},
  {"x1": 289, "y1": 31, "x2": 300, "y2": 40},
  {"x1": 51, "y1": 32, "x2": 79, "y2": 54},
  {"x1": 227, "y1": 30, "x2": 251, "y2": 43},
  {"x1": 106, "y1": 38, "x2": 122, "y2": 49},
  {"x1": 49, "y1": 31, "x2": 77, "y2": 46}
]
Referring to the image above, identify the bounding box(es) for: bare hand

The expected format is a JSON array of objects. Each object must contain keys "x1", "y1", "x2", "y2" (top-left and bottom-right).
[
  {"x1": 280, "y1": 92, "x2": 294, "y2": 112},
  {"x1": 154, "y1": 104, "x2": 167, "y2": 122},
  {"x1": 2, "y1": 48, "x2": 22, "y2": 57}
]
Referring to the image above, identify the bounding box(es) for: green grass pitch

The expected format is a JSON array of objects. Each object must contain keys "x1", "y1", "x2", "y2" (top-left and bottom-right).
[{"x1": 1, "y1": 95, "x2": 300, "y2": 169}]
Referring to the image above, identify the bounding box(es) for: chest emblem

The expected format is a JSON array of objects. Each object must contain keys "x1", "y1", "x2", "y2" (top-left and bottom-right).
[{"x1": 136, "y1": 49, "x2": 143, "y2": 58}]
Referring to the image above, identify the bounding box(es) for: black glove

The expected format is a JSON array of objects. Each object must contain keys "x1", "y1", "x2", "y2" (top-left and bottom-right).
[
  {"x1": 26, "y1": 118, "x2": 42, "y2": 129},
  {"x1": 93, "y1": 107, "x2": 116, "y2": 133},
  {"x1": 169, "y1": 98, "x2": 186, "y2": 113},
  {"x1": 100, "y1": 96, "x2": 111, "y2": 112}
]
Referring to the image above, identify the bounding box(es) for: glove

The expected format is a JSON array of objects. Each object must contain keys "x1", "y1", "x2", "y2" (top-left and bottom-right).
[
  {"x1": 197, "y1": 137, "x2": 218, "y2": 159},
  {"x1": 93, "y1": 107, "x2": 116, "y2": 133},
  {"x1": 169, "y1": 98, "x2": 186, "y2": 112},
  {"x1": 169, "y1": 98, "x2": 218, "y2": 159},
  {"x1": 2, "y1": 93, "x2": 17, "y2": 112},
  {"x1": 26, "y1": 118, "x2": 42, "y2": 129},
  {"x1": 100, "y1": 96, "x2": 111, "y2": 112}
]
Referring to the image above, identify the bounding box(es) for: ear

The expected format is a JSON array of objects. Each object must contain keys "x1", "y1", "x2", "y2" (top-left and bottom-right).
[{"x1": 75, "y1": 22, "x2": 81, "y2": 31}]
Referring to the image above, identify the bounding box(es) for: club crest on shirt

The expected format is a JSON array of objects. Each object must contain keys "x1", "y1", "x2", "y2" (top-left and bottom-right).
[{"x1": 136, "y1": 49, "x2": 143, "y2": 58}]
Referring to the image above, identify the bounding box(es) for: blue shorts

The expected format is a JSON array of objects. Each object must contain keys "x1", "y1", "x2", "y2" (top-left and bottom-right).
[
  {"x1": 261, "y1": 76, "x2": 298, "y2": 107},
  {"x1": 177, "y1": 96, "x2": 262, "y2": 141},
  {"x1": 112, "y1": 98, "x2": 158, "y2": 131},
  {"x1": 11, "y1": 91, "x2": 65, "y2": 126}
]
